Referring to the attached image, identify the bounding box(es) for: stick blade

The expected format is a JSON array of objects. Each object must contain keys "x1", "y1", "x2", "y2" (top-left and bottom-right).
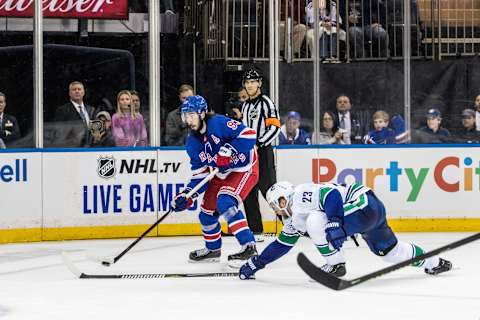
[
  {"x1": 61, "y1": 252, "x2": 84, "y2": 278},
  {"x1": 297, "y1": 252, "x2": 348, "y2": 291},
  {"x1": 85, "y1": 252, "x2": 114, "y2": 266}
]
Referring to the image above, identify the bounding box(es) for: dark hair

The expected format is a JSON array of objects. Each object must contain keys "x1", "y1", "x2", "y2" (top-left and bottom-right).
[{"x1": 320, "y1": 111, "x2": 340, "y2": 136}]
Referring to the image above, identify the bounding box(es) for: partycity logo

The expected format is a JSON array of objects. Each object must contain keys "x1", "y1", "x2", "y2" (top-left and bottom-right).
[{"x1": 312, "y1": 156, "x2": 480, "y2": 201}]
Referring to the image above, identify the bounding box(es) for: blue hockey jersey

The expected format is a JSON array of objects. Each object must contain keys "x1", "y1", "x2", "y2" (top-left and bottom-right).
[{"x1": 185, "y1": 115, "x2": 257, "y2": 193}]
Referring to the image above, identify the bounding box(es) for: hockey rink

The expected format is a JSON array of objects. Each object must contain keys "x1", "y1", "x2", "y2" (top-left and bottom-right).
[{"x1": 0, "y1": 232, "x2": 478, "y2": 320}]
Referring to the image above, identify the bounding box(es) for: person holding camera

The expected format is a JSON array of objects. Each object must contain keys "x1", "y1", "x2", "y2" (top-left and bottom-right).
[
  {"x1": 90, "y1": 111, "x2": 115, "y2": 147},
  {"x1": 315, "y1": 110, "x2": 350, "y2": 144}
]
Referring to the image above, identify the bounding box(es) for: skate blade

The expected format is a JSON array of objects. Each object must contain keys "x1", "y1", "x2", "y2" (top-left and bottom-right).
[
  {"x1": 227, "y1": 259, "x2": 246, "y2": 269},
  {"x1": 188, "y1": 257, "x2": 221, "y2": 263}
]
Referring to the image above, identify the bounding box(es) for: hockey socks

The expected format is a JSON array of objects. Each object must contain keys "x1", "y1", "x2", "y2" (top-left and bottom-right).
[
  {"x1": 199, "y1": 211, "x2": 222, "y2": 251},
  {"x1": 382, "y1": 241, "x2": 440, "y2": 270},
  {"x1": 218, "y1": 194, "x2": 255, "y2": 245}
]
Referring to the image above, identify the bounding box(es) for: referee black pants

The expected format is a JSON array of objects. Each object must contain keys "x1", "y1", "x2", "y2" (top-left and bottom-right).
[{"x1": 243, "y1": 145, "x2": 276, "y2": 233}]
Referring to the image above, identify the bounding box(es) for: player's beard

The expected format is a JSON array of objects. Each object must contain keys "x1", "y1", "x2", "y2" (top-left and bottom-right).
[{"x1": 192, "y1": 119, "x2": 205, "y2": 134}]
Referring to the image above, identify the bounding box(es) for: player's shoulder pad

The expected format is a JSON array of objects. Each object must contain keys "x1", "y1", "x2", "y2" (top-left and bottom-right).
[{"x1": 208, "y1": 114, "x2": 243, "y2": 133}]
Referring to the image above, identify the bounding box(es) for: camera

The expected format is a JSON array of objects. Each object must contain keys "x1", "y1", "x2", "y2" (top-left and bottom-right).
[{"x1": 89, "y1": 119, "x2": 104, "y2": 133}]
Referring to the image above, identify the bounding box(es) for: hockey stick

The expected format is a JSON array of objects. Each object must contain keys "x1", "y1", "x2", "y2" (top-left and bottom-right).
[
  {"x1": 298, "y1": 232, "x2": 480, "y2": 291},
  {"x1": 63, "y1": 252, "x2": 237, "y2": 279},
  {"x1": 95, "y1": 167, "x2": 219, "y2": 267}
]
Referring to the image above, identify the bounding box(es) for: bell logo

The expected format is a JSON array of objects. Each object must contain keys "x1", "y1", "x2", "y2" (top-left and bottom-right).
[{"x1": 0, "y1": 159, "x2": 27, "y2": 182}]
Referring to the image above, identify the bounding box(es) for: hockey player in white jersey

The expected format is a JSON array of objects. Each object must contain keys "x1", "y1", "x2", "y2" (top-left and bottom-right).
[{"x1": 239, "y1": 181, "x2": 452, "y2": 279}]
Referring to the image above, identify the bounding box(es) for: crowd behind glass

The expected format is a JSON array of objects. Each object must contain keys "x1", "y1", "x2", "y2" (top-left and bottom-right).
[{"x1": 1, "y1": 0, "x2": 479, "y2": 149}]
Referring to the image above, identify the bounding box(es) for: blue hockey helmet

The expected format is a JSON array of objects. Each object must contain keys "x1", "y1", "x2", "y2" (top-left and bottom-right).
[{"x1": 181, "y1": 95, "x2": 208, "y2": 114}]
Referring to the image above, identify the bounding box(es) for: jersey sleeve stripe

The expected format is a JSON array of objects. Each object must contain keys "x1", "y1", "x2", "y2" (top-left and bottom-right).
[
  {"x1": 258, "y1": 125, "x2": 280, "y2": 145},
  {"x1": 265, "y1": 117, "x2": 281, "y2": 128}
]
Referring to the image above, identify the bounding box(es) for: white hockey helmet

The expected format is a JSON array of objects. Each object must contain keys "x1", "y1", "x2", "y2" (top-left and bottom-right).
[{"x1": 266, "y1": 181, "x2": 295, "y2": 217}]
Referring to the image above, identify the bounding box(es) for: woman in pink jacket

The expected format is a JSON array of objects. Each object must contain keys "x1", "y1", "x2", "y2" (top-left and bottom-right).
[{"x1": 111, "y1": 90, "x2": 148, "y2": 147}]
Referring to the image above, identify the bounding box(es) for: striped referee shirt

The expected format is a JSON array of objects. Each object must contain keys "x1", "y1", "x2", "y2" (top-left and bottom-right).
[{"x1": 241, "y1": 94, "x2": 281, "y2": 147}]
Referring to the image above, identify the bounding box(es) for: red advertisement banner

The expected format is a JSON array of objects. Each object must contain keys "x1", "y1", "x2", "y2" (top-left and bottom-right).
[{"x1": 0, "y1": 0, "x2": 128, "y2": 19}]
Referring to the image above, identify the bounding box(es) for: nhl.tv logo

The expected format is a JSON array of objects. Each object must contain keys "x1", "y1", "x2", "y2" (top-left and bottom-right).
[{"x1": 97, "y1": 156, "x2": 116, "y2": 179}]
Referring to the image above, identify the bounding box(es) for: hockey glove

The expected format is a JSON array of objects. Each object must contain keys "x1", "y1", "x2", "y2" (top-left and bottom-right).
[
  {"x1": 239, "y1": 256, "x2": 265, "y2": 280},
  {"x1": 172, "y1": 192, "x2": 194, "y2": 212},
  {"x1": 216, "y1": 146, "x2": 233, "y2": 173},
  {"x1": 325, "y1": 218, "x2": 347, "y2": 250}
]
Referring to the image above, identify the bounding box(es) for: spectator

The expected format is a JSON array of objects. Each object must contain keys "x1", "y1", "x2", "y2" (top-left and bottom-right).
[
  {"x1": 130, "y1": 90, "x2": 141, "y2": 114},
  {"x1": 305, "y1": 0, "x2": 343, "y2": 61},
  {"x1": 165, "y1": 84, "x2": 193, "y2": 146},
  {"x1": 131, "y1": 90, "x2": 149, "y2": 133},
  {"x1": 363, "y1": 110, "x2": 396, "y2": 144},
  {"x1": 390, "y1": 114, "x2": 409, "y2": 143},
  {"x1": 90, "y1": 111, "x2": 115, "y2": 147},
  {"x1": 455, "y1": 109, "x2": 480, "y2": 143},
  {"x1": 279, "y1": 111, "x2": 311, "y2": 145},
  {"x1": 316, "y1": 110, "x2": 350, "y2": 144},
  {"x1": 226, "y1": 88, "x2": 248, "y2": 121},
  {"x1": 334, "y1": 94, "x2": 369, "y2": 144},
  {"x1": 111, "y1": 90, "x2": 148, "y2": 147},
  {"x1": 53, "y1": 81, "x2": 95, "y2": 148},
  {"x1": 417, "y1": 108, "x2": 451, "y2": 143},
  {"x1": 474, "y1": 94, "x2": 480, "y2": 131},
  {"x1": 0, "y1": 92, "x2": 21, "y2": 147},
  {"x1": 339, "y1": 0, "x2": 388, "y2": 58},
  {"x1": 279, "y1": 0, "x2": 307, "y2": 58}
]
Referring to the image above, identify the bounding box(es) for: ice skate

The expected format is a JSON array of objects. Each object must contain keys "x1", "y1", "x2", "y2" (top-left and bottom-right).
[
  {"x1": 424, "y1": 258, "x2": 452, "y2": 275},
  {"x1": 188, "y1": 248, "x2": 221, "y2": 263},
  {"x1": 227, "y1": 244, "x2": 258, "y2": 268},
  {"x1": 320, "y1": 263, "x2": 346, "y2": 277}
]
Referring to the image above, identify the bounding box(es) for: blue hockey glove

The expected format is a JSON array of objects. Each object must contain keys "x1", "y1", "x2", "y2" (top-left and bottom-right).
[
  {"x1": 172, "y1": 192, "x2": 193, "y2": 212},
  {"x1": 325, "y1": 218, "x2": 347, "y2": 250},
  {"x1": 239, "y1": 256, "x2": 265, "y2": 280}
]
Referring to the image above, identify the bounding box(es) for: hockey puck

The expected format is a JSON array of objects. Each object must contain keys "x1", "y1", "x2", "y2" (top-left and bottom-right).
[{"x1": 102, "y1": 261, "x2": 111, "y2": 267}]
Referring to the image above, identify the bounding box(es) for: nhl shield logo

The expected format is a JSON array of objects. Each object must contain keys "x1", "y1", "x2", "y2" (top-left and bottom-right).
[{"x1": 97, "y1": 156, "x2": 116, "y2": 179}]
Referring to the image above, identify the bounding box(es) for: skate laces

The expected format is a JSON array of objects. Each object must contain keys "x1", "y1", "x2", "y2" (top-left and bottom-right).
[
  {"x1": 196, "y1": 248, "x2": 211, "y2": 256},
  {"x1": 320, "y1": 264, "x2": 334, "y2": 273}
]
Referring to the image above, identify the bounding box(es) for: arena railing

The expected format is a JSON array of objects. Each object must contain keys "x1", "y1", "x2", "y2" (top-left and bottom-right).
[{"x1": 186, "y1": 0, "x2": 480, "y2": 62}]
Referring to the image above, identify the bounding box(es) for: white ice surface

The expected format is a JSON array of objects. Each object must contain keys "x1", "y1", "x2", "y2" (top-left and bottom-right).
[{"x1": 0, "y1": 233, "x2": 478, "y2": 320}]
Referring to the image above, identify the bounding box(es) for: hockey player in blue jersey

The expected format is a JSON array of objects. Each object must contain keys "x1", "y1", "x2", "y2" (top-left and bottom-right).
[
  {"x1": 239, "y1": 181, "x2": 452, "y2": 279},
  {"x1": 172, "y1": 95, "x2": 260, "y2": 267}
]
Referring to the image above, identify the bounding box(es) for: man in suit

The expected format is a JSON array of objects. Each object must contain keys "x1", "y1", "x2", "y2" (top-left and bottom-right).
[
  {"x1": 0, "y1": 92, "x2": 21, "y2": 148},
  {"x1": 335, "y1": 94, "x2": 370, "y2": 144},
  {"x1": 165, "y1": 84, "x2": 194, "y2": 146},
  {"x1": 53, "y1": 81, "x2": 95, "y2": 147}
]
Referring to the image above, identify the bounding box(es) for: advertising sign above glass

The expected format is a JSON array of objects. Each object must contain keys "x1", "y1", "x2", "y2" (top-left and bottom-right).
[{"x1": 0, "y1": 0, "x2": 128, "y2": 19}]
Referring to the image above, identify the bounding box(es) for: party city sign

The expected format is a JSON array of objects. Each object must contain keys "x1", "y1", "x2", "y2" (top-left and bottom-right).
[{"x1": 312, "y1": 155, "x2": 480, "y2": 201}]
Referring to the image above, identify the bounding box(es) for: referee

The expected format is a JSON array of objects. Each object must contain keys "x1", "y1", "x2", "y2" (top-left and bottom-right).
[{"x1": 240, "y1": 69, "x2": 281, "y2": 241}]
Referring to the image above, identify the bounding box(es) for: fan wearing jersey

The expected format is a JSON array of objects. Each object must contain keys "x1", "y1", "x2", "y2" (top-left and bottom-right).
[
  {"x1": 239, "y1": 181, "x2": 452, "y2": 279},
  {"x1": 171, "y1": 95, "x2": 259, "y2": 267}
]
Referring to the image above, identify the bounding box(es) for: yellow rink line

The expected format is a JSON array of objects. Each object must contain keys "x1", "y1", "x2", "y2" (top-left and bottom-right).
[{"x1": 1, "y1": 218, "x2": 480, "y2": 244}]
